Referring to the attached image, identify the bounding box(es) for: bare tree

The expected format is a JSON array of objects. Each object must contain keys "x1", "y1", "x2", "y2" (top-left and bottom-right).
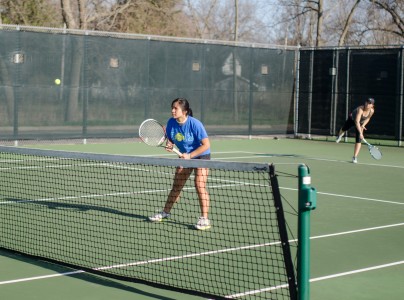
[
  {"x1": 0, "y1": 0, "x2": 60, "y2": 26},
  {"x1": 91, "y1": 0, "x2": 191, "y2": 36},
  {"x1": 269, "y1": 0, "x2": 319, "y2": 46},
  {"x1": 316, "y1": 0, "x2": 324, "y2": 46},
  {"x1": 184, "y1": 0, "x2": 219, "y2": 38},
  {"x1": 369, "y1": 0, "x2": 404, "y2": 42},
  {"x1": 271, "y1": 0, "x2": 403, "y2": 46},
  {"x1": 61, "y1": 0, "x2": 80, "y2": 28},
  {"x1": 234, "y1": 0, "x2": 239, "y2": 41},
  {"x1": 336, "y1": 0, "x2": 404, "y2": 45},
  {"x1": 338, "y1": 0, "x2": 362, "y2": 46},
  {"x1": 59, "y1": 0, "x2": 86, "y2": 121},
  {"x1": 183, "y1": 0, "x2": 267, "y2": 43},
  {"x1": 0, "y1": 0, "x2": 402, "y2": 46}
]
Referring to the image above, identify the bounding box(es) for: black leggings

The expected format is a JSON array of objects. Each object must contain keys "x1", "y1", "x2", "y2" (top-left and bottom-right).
[{"x1": 341, "y1": 117, "x2": 361, "y2": 143}]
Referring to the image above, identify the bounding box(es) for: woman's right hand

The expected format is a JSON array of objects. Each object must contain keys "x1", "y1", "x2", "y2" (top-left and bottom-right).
[{"x1": 165, "y1": 141, "x2": 174, "y2": 152}]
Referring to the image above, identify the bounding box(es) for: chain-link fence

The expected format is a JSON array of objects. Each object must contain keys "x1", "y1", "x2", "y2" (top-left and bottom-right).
[
  {"x1": 0, "y1": 25, "x2": 403, "y2": 146},
  {"x1": 0, "y1": 25, "x2": 296, "y2": 141}
]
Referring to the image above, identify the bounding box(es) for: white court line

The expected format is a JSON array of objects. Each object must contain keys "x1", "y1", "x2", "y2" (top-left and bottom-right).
[
  {"x1": 316, "y1": 191, "x2": 404, "y2": 205},
  {"x1": 225, "y1": 282, "x2": 290, "y2": 298},
  {"x1": 0, "y1": 180, "x2": 251, "y2": 206},
  {"x1": 309, "y1": 222, "x2": 404, "y2": 240},
  {"x1": 0, "y1": 240, "x2": 282, "y2": 285},
  {"x1": 1, "y1": 222, "x2": 404, "y2": 288},
  {"x1": 2, "y1": 153, "x2": 402, "y2": 207},
  {"x1": 310, "y1": 260, "x2": 404, "y2": 282},
  {"x1": 226, "y1": 223, "x2": 404, "y2": 298},
  {"x1": 226, "y1": 260, "x2": 404, "y2": 298},
  {"x1": 139, "y1": 151, "x2": 245, "y2": 157},
  {"x1": 218, "y1": 152, "x2": 404, "y2": 169},
  {"x1": 280, "y1": 187, "x2": 404, "y2": 206},
  {"x1": 0, "y1": 271, "x2": 85, "y2": 285}
]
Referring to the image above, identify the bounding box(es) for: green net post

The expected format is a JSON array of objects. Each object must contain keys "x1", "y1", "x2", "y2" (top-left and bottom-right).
[{"x1": 298, "y1": 164, "x2": 317, "y2": 300}]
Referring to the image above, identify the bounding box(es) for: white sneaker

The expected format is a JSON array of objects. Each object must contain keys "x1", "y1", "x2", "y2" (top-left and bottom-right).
[
  {"x1": 195, "y1": 217, "x2": 211, "y2": 230},
  {"x1": 149, "y1": 211, "x2": 170, "y2": 222},
  {"x1": 352, "y1": 157, "x2": 358, "y2": 164},
  {"x1": 336, "y1": 135, "x2": 342, "y2": 143}
]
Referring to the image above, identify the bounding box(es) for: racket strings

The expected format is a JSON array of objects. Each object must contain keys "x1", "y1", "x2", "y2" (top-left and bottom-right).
[
  {"x1": 139, "y1": 121, "x2": 166, "y2": 146},
  {"x1": 363, "y1": 139, "x2": 382, "y2": 160},
  {"x1": 369, "y1": 147, "x2": 382, "y2": 160}
]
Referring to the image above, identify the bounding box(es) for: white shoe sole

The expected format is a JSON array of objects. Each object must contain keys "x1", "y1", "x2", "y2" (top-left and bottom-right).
[{"x1": 195, "y1": 224, "x2": 211, "y2": 230}]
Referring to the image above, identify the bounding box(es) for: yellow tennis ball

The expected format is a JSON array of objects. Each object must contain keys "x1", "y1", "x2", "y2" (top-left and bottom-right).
[{"x1": 55, "y1": 78, "x2": 61, "y2": 85}]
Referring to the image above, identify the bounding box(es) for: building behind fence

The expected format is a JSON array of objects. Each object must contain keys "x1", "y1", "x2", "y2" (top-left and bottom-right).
[{"x1": 0, "y1": 25, "x2": 403, "y2": 145}]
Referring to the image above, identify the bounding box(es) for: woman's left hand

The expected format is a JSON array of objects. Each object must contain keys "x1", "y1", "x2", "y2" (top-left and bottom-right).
[{"x1": 181, "y1": 153, "x2": 191, "y2": 159}]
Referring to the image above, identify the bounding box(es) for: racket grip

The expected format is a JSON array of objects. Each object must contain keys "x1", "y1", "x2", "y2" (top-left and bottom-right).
[{"x1": 172, "y1": 148, "x2": 182, "y2": 156}]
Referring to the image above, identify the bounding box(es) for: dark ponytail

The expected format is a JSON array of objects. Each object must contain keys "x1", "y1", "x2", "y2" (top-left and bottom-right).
[{"x1": 172, "y1": 98, "x2": 193, "y2": 116}]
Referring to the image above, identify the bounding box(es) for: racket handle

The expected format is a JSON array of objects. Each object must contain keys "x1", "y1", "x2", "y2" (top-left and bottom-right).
[{"x1": 172, "y1": 148, "x2": 182, "y2": 156}]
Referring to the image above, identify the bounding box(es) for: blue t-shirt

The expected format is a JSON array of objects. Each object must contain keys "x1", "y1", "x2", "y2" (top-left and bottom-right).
[{"x1": 166, "y1": 116, "x2": 210, "y2": 157}]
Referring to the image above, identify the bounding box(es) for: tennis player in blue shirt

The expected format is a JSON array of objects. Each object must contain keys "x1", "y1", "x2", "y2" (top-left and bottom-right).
[{"x1": 149, "y1": 98, "x2": 211, "y2": 230}]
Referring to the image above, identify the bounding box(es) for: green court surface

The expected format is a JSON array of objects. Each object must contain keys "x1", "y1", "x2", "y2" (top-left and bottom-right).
[{"x1": 1, "y1": 137, "x2": 404, "y2": 300}]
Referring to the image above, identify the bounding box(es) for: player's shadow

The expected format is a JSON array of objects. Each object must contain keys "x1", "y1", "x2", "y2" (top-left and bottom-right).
[
  {"x1": 0, "y1": 248, "x2": 180, "y2": 300},
  {"x1": 6, "y1": 198, "x2": 146, "y2": 220},
  {"x1": 6, "y1": 198, "x2": 195, "y2": 228},
  {"x1": 147, "y1": 218, "x2": 197, "y2": 230}
]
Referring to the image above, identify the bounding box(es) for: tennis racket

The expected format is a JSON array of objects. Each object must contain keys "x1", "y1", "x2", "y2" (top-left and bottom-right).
[
  {"x1": 139, "y1": 119, "x2": 182, "y2": 156},
  {"x1": 362, "y1": 138, "x2": 382, "y2": 160}
]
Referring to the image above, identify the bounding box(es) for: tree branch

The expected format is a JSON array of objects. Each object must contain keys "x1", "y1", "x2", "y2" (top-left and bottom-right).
[
  {"x1": 338, "y1": 0, "x2": 361, "y2": 46},
  {"x1": 370, "y1": 0, "x2": 404, "y2": 37}
]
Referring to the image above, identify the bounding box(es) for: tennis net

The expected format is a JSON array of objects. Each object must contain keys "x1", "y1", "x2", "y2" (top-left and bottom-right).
[{"x1": 0, "y1": 146, "x2": 296, "y2": 299}]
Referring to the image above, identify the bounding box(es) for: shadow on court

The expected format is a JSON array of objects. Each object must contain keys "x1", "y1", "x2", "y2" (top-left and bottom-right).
[{"x1": 0, "y1": 249, "x2": 178, "y2": 300}]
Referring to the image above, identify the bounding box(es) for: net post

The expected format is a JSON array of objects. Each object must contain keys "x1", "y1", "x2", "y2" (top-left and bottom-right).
[{"x1": 297, "y1": 164, "x2": 317, "y2": 300}]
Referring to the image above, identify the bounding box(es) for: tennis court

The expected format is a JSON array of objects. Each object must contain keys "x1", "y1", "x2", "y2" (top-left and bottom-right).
[{"x1": 1, "y1": 137, "x2": 403, "y2": 300}]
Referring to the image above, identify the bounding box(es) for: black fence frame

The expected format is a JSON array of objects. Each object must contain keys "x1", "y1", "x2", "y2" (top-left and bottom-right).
[{"x1": 297, "y1": 46, "x2": 404, "y2": 146}]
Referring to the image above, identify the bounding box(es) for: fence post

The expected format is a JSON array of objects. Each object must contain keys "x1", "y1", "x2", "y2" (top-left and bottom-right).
[
  {"x1": 398, "y1": 46, "x2": 404, "y2": 147},
  {"x1": 298, "y1": 164, "x2": 317, "y2": 300}
]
